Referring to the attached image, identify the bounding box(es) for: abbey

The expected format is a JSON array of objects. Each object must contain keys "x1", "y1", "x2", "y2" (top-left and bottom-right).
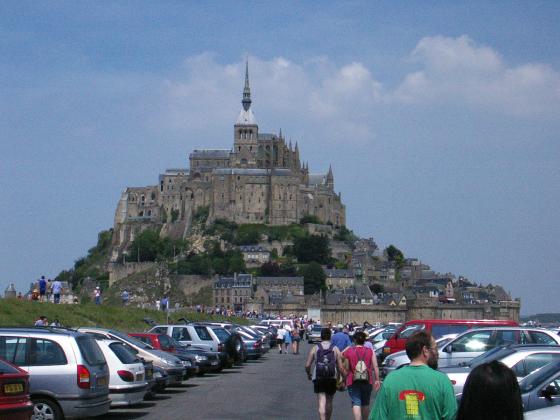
[{"x1": 112, "y1": 63, "x2": 345, "y2": 254}]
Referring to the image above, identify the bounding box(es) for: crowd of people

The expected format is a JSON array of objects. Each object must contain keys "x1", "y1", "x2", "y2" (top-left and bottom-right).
[{"x1": 303, "y1": 325, "x2": 524, "y2": 420}]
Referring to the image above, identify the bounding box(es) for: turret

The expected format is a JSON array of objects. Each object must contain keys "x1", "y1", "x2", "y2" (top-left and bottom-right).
[{"x1": 327, "y1": 164, "x2": 334, "y2": 189}]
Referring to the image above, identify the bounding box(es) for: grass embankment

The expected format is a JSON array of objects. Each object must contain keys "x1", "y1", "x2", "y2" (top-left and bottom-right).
[{"x1": 0, "y1": 299, "x2": 247, "y2": 332}]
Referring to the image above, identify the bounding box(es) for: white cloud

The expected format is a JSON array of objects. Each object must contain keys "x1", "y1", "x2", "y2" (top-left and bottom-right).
[{"x1": 393, "y1": 35, "x2": 560, "y2": 116}]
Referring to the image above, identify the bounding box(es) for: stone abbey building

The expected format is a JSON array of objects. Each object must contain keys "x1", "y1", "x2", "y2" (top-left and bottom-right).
[{"x1": 111, "y1": 63, "x2": 345, "y2": 258}]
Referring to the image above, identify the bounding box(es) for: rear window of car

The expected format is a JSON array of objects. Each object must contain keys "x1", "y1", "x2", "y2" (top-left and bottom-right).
[
  {"x1": 0, "y1": 337, "x2": 28, "y2": 365},
  {"x1": 194, "y1": 326, "x2": 213, "y2": 341},
  {"x1": 109, "y1": 342, "x2": 139, "y2": 365},
  {"x1": 211, "y1": 328, "x2": 230, "y2": 342},
  {"x1": 528, "y1": 331, "x2": 557, "y2": 345},
  {"x1": 158, "y1": 335, "x2": 172, "y2": 349},
  {"x1": 172, "y1": 327, "x2": 191, "y2": 341},
  {"x1": 0, "y1": 358, "x2": 20, "y2": 374},
  {"x1": 77, "y1": 336, "x2": 106, "y2": 365}
]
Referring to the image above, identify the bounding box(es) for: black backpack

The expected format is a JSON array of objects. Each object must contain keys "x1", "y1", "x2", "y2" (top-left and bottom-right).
[{"x1": 316, "y1": 344, "x2": 336, "y2": 379}]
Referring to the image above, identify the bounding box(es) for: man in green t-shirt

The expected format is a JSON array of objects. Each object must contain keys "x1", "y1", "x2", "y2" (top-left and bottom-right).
[{"x1": 370, "y1": 330, "x2": 457, "y2": 420}]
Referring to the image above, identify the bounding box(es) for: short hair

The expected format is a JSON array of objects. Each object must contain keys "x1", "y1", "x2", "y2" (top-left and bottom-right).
[
  {"x1": 354, "y1": 331, "x2": 367, "y2": 345},
  {"x1": 320, "y1": 327, "x2": 332, "y2": 341},
  {"x1": 405, "y1": 330, "x2": 432, "y2": 360},
  {"x1": 457, "y1": 361, "x2": 523, "y2": 420}
]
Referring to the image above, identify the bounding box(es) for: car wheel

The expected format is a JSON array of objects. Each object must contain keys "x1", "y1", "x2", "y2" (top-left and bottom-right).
[{"x1": 32, "y1": 397, "x2": 63, "y2": 420}]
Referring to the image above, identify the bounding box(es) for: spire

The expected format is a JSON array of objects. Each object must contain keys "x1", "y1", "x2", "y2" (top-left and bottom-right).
[
  {"x1": 242, "y1": 58, "x2": 251, "y2": 111},
  {"x1": 279, "y1": 128, "x2": 282, "y2": 139},
  {"x1": 295, "y1": 142, "x2": 299, "y2": 152},
  {"x1": 327, "y1": 164, "x2": 334, "y2": 188}
]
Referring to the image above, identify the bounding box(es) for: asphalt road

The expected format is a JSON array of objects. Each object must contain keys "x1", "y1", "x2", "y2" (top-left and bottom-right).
[{"x1": 98, "y1": 341, "x2": 376, "y2": 419}]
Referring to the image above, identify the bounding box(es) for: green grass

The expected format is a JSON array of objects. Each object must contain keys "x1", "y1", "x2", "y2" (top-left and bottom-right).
[{"x1": 0, "y1": 299, "x2": 248, "y2": 332}]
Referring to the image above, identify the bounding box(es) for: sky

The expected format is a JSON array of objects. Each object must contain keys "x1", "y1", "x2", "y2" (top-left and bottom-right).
[{"x1": 1, "y1": 1, "x2": 559, "y2": 316}]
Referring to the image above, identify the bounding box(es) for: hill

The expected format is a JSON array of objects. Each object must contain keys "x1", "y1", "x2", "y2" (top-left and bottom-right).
[{"x1": 0, "y1": 299, "x2": 247, "y2": 330}]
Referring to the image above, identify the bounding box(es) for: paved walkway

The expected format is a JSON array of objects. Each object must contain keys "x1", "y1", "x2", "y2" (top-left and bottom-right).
[{"x1": 103, "y1": 341, "x2": 377, "y2": 419}]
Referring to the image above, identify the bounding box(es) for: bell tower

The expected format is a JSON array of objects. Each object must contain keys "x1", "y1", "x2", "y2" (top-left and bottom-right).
[{"x1": 233, "y1": 59, "x2": 258, "y2": 168}]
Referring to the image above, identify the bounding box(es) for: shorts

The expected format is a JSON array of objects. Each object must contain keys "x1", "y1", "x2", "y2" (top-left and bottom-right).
[
  {"x1": 39, "y1": 290, "x2": 46, "y2": 296},
  {"x1": 277, "y1": 339, "x2": 284, "y2": 344},
  {"x1": 348, "y1": 382, "x2": 372, "y2": 406},
  {"x1": 314, "y1": 378, "x2": 337, "y2": 396}
]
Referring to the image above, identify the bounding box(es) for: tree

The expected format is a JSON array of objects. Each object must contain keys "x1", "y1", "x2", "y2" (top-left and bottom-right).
[
  {"x1": 385, "y1": 244, "x2": 405, "y2": 269},
  {"x1": 302, "y1": 262, "x2": 327, "y2": 294},
  {"x1": 128, "y1": 229, "x2": 162, "y2": 261},
  {"x1": 259, "y1": 262, "x2": 282, "y2": 277},
  {"x1": 371, "y1": 283, "x2": 384, "y2": 294},
  {"x1": 293, "y1": 235, "x2": 331, "y2": 264}
]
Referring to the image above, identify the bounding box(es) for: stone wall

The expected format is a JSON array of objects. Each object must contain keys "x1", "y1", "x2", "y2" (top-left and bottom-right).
[
  {"x1": 108, "y1": 262, "x2": 156, "y2": 286},
  {"x1": 260, "y1": 300, "x2": 520, "y2": 324}
]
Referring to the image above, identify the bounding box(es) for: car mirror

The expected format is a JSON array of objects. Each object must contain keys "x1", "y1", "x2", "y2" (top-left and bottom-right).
[
  {"x1": 443, "y1": 345, "x2": 452, "y2": 354},
  {"x1": 540, "y1": 385, "x2": 558, "y2": 401}
]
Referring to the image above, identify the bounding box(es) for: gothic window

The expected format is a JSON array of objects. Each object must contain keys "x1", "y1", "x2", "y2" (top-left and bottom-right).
[
  {"x1": 139, "y1": 211, "x2": 144, "y2": 217},
  {"x1": 238, "y1": 146, "x2": 241, "y2": 151},
  {"x1": 151, "y1": 192, "x2": 156, "y2": 200},
  {"x1": 147, "y1": 210, "x2": 152, "y2": 216},
  {"x1": 249, "y1": 146, "x2": 252, "y2": 151},
  {"x1": 160, "y1": 181, "x2": 163, "y2": 192}
]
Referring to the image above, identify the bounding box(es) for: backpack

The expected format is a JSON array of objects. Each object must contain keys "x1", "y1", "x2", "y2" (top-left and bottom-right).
[
  {"x1": 353, "y1": 347, "x2": 370, "y2": 383},
  {"x1": 316, "y1": 344, "x2": 336, "y2": 379}
]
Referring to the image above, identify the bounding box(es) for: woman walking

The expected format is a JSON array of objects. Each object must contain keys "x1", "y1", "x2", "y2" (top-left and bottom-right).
[
  {"x1": 292, "y1": 321, "x2": 301, "y2": 354},
  {"x1": 340, "y1": 331, "x2": 380, "y2": 420},
  {"x1": 283, "y1": 323, "x2": 293, "y2": 354}
]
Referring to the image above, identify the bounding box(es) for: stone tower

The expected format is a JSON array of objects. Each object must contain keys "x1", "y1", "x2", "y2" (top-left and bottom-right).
[{"x1": 232, "y1": 60, "x2": 258, "y2": 168}]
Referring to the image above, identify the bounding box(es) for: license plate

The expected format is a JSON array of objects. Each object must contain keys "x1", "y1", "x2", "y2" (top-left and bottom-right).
[
  {"x1": 3, "y1": 383, "x2": 23, "y2": 394},
  {"x1": 97, "y1": 376, "x2": 108, "y2": 387},
  {"x1": 211, "y1": 361, "x2": 218, "y2": 366}
]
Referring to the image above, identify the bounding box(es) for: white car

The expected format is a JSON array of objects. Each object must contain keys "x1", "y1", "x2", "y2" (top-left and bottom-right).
[
  {"x1": 96, "y1": 340, "x2": 148, "y2": 407},
  {"x1": 381, "y1": 335, "x2": 457, "y2": 378}
]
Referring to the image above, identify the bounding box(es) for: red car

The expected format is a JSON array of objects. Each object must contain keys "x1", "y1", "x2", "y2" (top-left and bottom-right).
[{"x1": 0, "y1": 357, "x2": 33, "y2": 420}]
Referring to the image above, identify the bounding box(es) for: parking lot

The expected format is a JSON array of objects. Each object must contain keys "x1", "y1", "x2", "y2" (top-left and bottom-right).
[{"x1": 101, "y1": 341, "x2": 360, "y2": 420}]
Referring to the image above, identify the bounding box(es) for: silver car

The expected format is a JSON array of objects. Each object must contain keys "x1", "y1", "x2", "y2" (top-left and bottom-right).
[
  {"x1": 77, "y1": 327, "x2": 186, "y2": 385},
  {"x1": 96, "y1": 340, "x2": 148, "y2": 407},
  {"x1": 443, "y1": 344, "x2": 560, "y2": 395},
  {"x1": 438, "y1": 327, "x2": 560, "y2": 368},
  {"x1": 0, "y1": 327, "x2": 111, "y2": 420}
]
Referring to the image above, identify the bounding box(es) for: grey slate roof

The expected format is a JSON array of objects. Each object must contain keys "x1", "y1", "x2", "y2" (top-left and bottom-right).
[
  {"x1": 308, "y1": 174, "x2": 326, "y2": 186},
  {"x1": 214, "y1": 168, "x2": 295, "y2": 177},
  {"x1": 324, "y1": 268, "x2": 354, "y2": 278},
  {"x1": 190, "y1": 149, "x2": 231, "y2": 159},
  {"x1": 258, "y1": 133, "x2": 276, "y2": 140},
  {"x1": 239, "y1": 245, "x2": 269, "y2": 253},
  {"x1": 256, "y1": 276, "x2": 304, "y2": 286}
]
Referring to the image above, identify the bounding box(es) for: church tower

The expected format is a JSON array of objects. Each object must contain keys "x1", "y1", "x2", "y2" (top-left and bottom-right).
[{"x1": 232, "y1": 60, "x2": 258, "y2": 168}]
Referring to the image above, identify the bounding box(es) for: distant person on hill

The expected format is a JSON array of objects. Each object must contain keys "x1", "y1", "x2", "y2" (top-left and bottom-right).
[
  {"x1": 121, "y1": 290, "x2": 130, "y2": 306},
  {"x1": 38, "y1": 276, "x2": 47, "y2": 302},
  {"x1": 52, "y1": 279, "x2": 63, "y2": 304},
  {"x1": 31, "y1": 289, "x2": 39, "y2": 301},
  {"x1": 46, "y1": 278, "x2": 53, "y2": 302},
  {"x1": 160, "y1": 295, "x2": 169, "y2": 311},
  {"x1": 34, "y1": 315, "x2": 47, "y2": 326},
  {"x1": 94, "y1": 287, "x2": 102, "y2": 305}
]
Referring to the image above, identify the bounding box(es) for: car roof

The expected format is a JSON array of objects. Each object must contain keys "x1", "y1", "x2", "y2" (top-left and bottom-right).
[{"x1": 0, "y1": 326, "x2": 85, "y2": 337}]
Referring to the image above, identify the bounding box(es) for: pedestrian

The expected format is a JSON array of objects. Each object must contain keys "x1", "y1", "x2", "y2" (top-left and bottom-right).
[
  {"x1": 94, "y1": 287, "x2": 102, "y2": 305},
  {"x1": 332, "y1": 324, "x2": 352, "y2": 352},
  {"x1": 160, "y1": 295, "x2": 169, "y2": 311},
  {"x1": 456, "y1": 360, "x2": 523, "y2": 420},
  {"x1": 52, "y1": 278, "x2": 63, "y2": 304},
  {"x1": 17, "y1": 292, "x2": 23, "y2": 300},
  {"x1": 292, "y1": 321, "x2": 301, "y2": 354},
  {"x1": 283, "y1": 323, "x2": 292, "y2": 354},
  {"x1": 38, "y1": 276, "x2": 47, "y2": 302},
  {"x1": 34, "y1": 315, "x2": 48, "y2": 326},
  {"x1": 370, "y1": 330, "x2": 457, "y2": 420},
  {"x1": 276, "y1": 325, "x2": 285, "y2": 353},
  {"x1": 50, "y1": 319, "x2": 61, "y2": 327},
  {"x1": 121, "y1": 289, "x2": 130, "y2": 306},
  {"x1": 340, "y1": 331, "x2": 380, "y2": 420},
  {"x1": 305, "y1": 327, "x2": 345, "y2": 420},
  {"x1": 31, "y1": 289, "x2": 39, "y2": 301},
  {"x1": 46, "y1": 278, "x2": 53, "y2": 302}
]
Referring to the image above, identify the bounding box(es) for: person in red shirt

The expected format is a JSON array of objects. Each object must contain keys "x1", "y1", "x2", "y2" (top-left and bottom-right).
[{"x1": 340, "y1": 331, "x2": 381, "y2": 420}]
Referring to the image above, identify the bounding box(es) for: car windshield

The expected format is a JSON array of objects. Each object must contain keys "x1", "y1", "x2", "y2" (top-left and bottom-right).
[
  {"x1": 467, "y1": 346, "x2": 516, "y2": 367},
  {"x1": 211, "y1": 327, "x2": 231, "y2": 342},
  {"x1": 109, "y1": 342, "x2": 139, "y2": 364},
  {"x1": 519, "y1": 361, "x2": 560, "y2": 393},
  {"x1": 312, "y1": 326, "x2": 322, "y2": 332},
  {"x1": 110, "y1": 330, "x2": 153, "y2": 350}
]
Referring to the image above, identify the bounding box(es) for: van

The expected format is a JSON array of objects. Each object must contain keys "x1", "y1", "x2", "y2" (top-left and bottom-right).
[
  {"x1": 0, "y1": 327, "x2": 111, "y2": 420},
  {"x1": 380, "y1": 319, "x2": 518, "y2": 360},
  {"x1": 259, "y1": 319, "x2": 294, "y2": 329}
]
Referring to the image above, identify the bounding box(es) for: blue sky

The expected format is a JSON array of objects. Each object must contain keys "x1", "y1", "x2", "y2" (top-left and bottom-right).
[{"x1": 1, "y1": 1, "x2": 559, "y2": 315}]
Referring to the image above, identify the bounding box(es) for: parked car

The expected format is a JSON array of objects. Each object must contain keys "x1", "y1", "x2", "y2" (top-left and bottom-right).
[
  {"x1": 77, "y1": 327, "x2": 186, "y2": 386},
  {"x1": 381, "y1": 335, "x2": 457, "y2": 378},
  {"x1": 519, "y1": 360, "x2": 560, "y2": 412},
  {"x1": 0, "y1": 327, "x2": 111, "y2": 420},
  {"x1": 148, "y1": 324, "x2": 245, "y2": 367},
  {"x1": 381, "y1": 319, "x2": 518, "y2": 361},
  {"x1": 0, "y1": 356, "x2": 33, "y2": 420},
  {"x1": 95, "y1": 340, "x2": 148, "y2": 407},
  {"x1": 442, "y1": 344, "x2": 560, "y2": 395},
  {"x1": 437, "y1": 327, "x2": 560, "y2": 368},
  {"x1": 130, "y1": 333, "x2": 219, "y2": 375},
  {"x1": 234, "y1": 329, "x2": 262, "y2": 360},
  {"x1": 251, "y1": 325, "x2": 277, "y2": 348},
  {"x1": 307, "y1": 325, "x2": 323, "y2": 344}
]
